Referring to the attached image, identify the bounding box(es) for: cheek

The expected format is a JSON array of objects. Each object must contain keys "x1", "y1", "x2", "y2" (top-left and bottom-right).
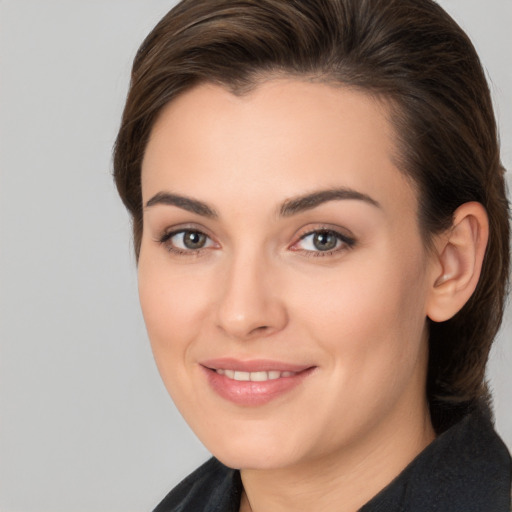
[
  {"x1": 137, "y1": 260, "x2": 216, "y2": 419},
  {"x1": 292, "y1": 246, "x2": 429, "y2": 383},
  {"x1": 137, "y1": 255, "x2": 211, "y2": 367}
]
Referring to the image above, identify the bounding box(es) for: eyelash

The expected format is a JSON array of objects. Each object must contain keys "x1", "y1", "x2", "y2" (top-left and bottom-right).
[
  {"x1": 158, "y1": 228, "x2": 216, "y2": 256},
  {"x1": 157, "y1": 227, "x2": 356, "y2": 258},
  {"x1": 291, "y1": 229, "x2": 356, "y2": 258}
]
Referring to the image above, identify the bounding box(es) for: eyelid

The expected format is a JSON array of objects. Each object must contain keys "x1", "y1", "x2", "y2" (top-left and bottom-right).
[
  {"x1": 289, "y1": 226, "x2": 356, "y2": 255},
  {"x1": 157, "y1": 222, "x2": 214, "y2": 241},
  {"x1": 157, "y1": 225, "x2": 219, "y2": 255}
]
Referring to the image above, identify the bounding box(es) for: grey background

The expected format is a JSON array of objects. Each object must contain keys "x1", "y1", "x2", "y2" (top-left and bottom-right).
[{"x1": 0, "y1": 1, "x2": 510, "y2": 511}]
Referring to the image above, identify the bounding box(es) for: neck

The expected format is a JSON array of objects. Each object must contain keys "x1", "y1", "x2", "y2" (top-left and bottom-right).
[{"x1": 240, "y1": 400, "x2": 435, "y2": 512}]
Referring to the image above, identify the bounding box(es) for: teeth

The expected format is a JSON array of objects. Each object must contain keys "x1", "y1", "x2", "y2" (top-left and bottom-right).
[
  {"x1": 215, "y1": 369, "x2": 297, "y2": 381},
  {"x1": 250, "y1": 371, "x2": 268, "y2": 382}
]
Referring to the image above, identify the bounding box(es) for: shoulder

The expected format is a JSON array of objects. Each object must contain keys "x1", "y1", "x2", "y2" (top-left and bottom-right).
[
  {"x1": 153, "y1": 457, "x2": 242, "y2": 512},
  {"x1": 361, "y1": 401, "x2": 512, "y2": 511}
]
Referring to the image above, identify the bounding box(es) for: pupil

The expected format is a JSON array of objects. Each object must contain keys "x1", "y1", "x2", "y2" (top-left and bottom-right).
[
  {"x1": 313, "y1": 231, "x2": 337, "y2": 251},
  {"x1": 184, "y1": 231, "x2": 206, "y2": 249}
]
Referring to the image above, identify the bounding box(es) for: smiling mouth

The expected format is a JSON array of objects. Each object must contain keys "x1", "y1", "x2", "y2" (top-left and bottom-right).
[
  {"x1": 201, "y1": 360, "x2": 315, "y2": 406},
  {"x1": 214, "y1": 369, "x2": 298, "y2": 381}
]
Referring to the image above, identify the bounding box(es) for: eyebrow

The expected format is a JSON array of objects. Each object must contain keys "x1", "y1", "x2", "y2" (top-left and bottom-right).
[
  {"x1": 280, "y1": 188, "x2": 380, "y2": 216},
  {"x1": 145, "y1": 187, "x2": 380, "y2": 219},
  {"x1": 145, "y1": 192, "x2": 218, "y2": 218}
]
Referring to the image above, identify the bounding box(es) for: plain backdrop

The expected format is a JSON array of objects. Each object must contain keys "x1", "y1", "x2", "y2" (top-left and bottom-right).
[{"x1": 0, "y1": 1, "x2": 510, "y2": 511}]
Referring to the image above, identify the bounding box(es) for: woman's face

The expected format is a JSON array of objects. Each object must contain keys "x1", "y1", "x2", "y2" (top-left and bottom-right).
[{"x1": 139, "y1": 80, "x2": 438, "y2": 471}]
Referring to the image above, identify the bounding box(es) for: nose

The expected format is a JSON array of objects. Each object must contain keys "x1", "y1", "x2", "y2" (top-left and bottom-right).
[{"x1": 215, "y1": 252, "x2": 288, "y2": 341}]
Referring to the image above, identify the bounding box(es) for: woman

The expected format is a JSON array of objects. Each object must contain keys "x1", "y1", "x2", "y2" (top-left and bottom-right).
[{"x1": 114, "y1": 0, "x2": 511, "y2": 510}]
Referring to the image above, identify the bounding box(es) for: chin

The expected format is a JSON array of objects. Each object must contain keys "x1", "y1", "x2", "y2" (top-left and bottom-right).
[
  {"x1": 212, "y1": 450, "x2": 293, "y2": 471},
  {"x1": 204, "y1": 432, "x2": 304, "y2": 471}
]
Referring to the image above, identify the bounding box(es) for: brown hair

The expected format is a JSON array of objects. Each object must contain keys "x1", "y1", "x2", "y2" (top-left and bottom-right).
[{"x1": 113, "y1": 0, "x2": 509, "y2": 431}]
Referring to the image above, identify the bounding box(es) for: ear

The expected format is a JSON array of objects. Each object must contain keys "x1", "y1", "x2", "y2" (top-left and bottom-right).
[{"x1": 426, "y1": 202, "x2": 489, "y2": 322}]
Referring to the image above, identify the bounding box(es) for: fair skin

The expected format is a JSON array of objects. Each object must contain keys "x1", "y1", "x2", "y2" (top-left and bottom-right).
[{"x1": 138, "y1": 80, "x2": 488, "y2": 512}]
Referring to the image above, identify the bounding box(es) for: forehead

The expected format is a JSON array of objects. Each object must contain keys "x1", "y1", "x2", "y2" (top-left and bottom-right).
[{"x1": 141, "y1": 79, "x2": 418, "y2": 221}]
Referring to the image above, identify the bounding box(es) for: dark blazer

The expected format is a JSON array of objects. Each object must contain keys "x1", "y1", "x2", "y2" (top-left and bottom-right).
[{"x1": 153, "y1": 404, "x2": 512, "y2": 511}]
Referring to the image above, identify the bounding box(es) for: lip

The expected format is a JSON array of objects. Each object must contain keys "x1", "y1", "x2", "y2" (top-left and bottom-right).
[
  {"x1": 201, "y1": 357, "x2": 312, "y2": 373},
  {"x1": 200, "y1": 358, "x2": 316, "y2": 406}
]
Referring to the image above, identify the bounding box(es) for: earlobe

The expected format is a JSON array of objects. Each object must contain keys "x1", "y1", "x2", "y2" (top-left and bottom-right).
[{"x1": 426, "y1": 202, "x2": 489, "y2": 322}]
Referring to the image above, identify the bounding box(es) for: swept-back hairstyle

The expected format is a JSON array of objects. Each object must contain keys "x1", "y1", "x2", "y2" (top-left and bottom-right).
[{"x1": 114, "y1": 0, "x2": 509, "y2": 431}]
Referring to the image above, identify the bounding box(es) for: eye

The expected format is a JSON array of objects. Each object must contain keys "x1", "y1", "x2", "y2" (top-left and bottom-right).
[
  {"x1": 159, "y1": 229, "x2": 216, "y2": 254},
  {"x1": 291, "y1": 229, "x2": 355, "y2": 255}
]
